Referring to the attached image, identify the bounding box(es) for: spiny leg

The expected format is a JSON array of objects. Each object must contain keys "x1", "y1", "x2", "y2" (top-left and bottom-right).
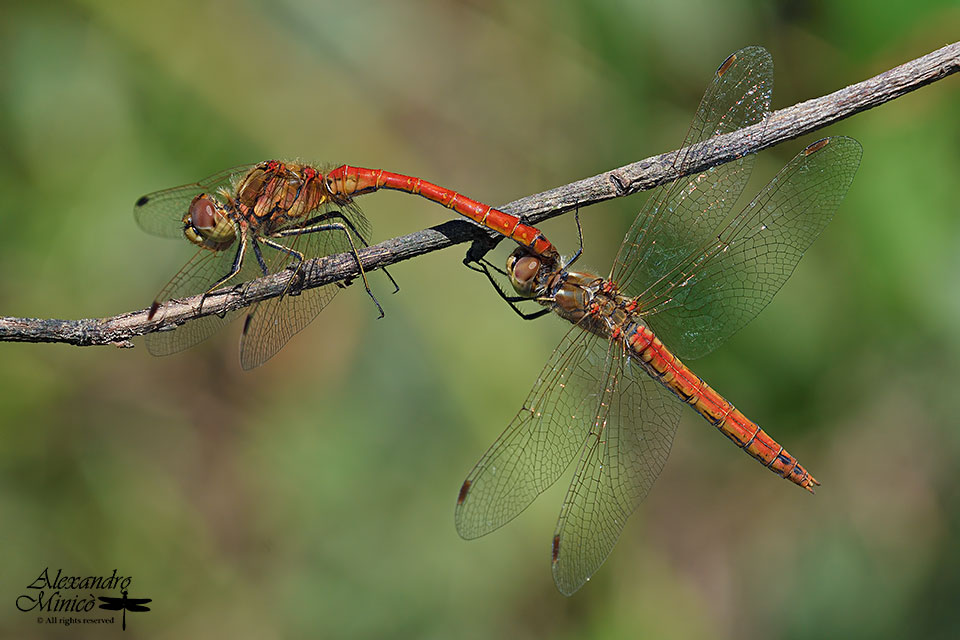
[
  {"x1": 199, "y1": 225, "x2": 247, "y2": 317},
  {"x1": 273, "y1": 220, "x2": 385, "y2": 318},
  {"x1": 296, "y1": 209, "x2": 400, "y2": 295},
  {"x1": 258, "y1": 236, "x2": 306, "y2": 295},
  {"x1": 205, "y1": 227, "x2": 248, "y2": 292},
  {"x1": 562, "y1": 207, "x2": 584, "y2": 270},
  {"x1": 466, "y1": 257, "x2": 552, "y2": 321},
  {"x1": 251, "y1": 238, "x2": 270, "y2": 276}
]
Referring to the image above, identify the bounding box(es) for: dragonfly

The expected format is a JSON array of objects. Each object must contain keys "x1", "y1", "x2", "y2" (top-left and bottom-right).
[
  {"x1": 453, "y1": 47, "x2": 862, "y2": 595},
  {"x1": 97, "y1": 590, "x2": 152, "y2": 631},
  {"x1": 136, "y1": 160, "x2": 548, "y2": 369}
]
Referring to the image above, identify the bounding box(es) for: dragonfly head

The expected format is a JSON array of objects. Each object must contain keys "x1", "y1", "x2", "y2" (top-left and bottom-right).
[
  {"x1": 182, "y1": 194, "x2": 236, "y2": 251},
  {"x1": 507, "y1": 247, "x2": 553, "y2": 298}
]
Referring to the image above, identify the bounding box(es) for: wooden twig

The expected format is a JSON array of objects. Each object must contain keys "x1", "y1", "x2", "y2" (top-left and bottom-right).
[{"x1": 1, "y1": 42, "x2": 957, "y2": 348}]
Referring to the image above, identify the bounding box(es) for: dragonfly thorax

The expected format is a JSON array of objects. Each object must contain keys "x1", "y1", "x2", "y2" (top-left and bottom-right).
[
  {"x1": 182, "y1": 194, "x2": 236, "y2": 251},
  {"x1": 507, "y1": 246, "x2": 614, "y2": 325},
  {"x1": 552, "y1": 271, "x2": 623, "y2": 332},
  {"x1": 233, "y1": 161, "x2": 348, "y2": 232}
]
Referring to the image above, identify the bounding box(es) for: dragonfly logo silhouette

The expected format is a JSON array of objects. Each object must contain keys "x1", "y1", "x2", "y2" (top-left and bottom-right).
[{"x1": 97, "y1": 591, "x2": 151, "y2": 631}]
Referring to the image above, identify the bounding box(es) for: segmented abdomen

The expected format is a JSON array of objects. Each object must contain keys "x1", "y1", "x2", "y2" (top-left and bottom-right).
[
  {"x1": 625, "y1": 322, "x2": 819, "y2": 492},
  {"x1": 324, "y1": 165, "x2": 558, "y2": 259}
]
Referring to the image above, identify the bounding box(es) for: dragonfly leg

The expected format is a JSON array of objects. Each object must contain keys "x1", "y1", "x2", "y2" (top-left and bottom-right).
[
  {"x1": 273, "y1": 220, "x2": 385, "y2": 319},
  {"x1": 191, "y1": 227, "x2": 249, "y2": 321},
  {"x1": 258, "y1": 236, "x2": 307, "y2": 294},
  {"x1": 183, "y1": 226, "x2": 249, "y2": 319},
  {"x1": 464, "y1": 254, "x2": 509, "y2": 278},
  {"x1": 251, "y1": 238, "x2": 270, "y2": 276},
  {"x1": 291, "y1": 209, "x2": 400, "y2": 295},
  {"x1": 466, "y1": 258, "x2": 551, "y2": 320},
  {"x1": 562, "y1": 207, "x2": 584, "y2": 270},
  {"x1": 204, "y1": 226, "x2": 247, "y2": 294}
]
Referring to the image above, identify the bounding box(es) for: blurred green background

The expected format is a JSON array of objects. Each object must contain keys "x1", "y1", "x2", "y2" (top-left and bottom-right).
[{"x1": 1, "y1": 1, "x2": 959, "y2": 638}]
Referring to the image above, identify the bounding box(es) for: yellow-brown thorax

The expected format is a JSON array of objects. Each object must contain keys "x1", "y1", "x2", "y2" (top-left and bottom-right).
[{"x1": 181, "y1": 161, "x2": 351, "y2": 251}]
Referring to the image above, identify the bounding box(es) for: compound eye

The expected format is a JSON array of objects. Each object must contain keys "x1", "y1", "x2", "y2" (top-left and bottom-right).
[
  {"x1": 512, "y1": 255, "x2": 541, "y2": 285},
  {"x1": 189, "y1": 195, "x2": 218, "y2": 230}
]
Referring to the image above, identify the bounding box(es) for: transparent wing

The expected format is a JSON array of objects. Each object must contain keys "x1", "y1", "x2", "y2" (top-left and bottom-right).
[
  {"x1": 551, "y1": 339, "x2": 683, "y2": 595},
  {"x1": 238, "y1": 201, "x2": 373, "y2": 369},
  {"x1": 133, "y1": 164, "x2": 257, "y2": 238},
  {"x1": 144, "y1": 241, "x2": 260, "y2": 356},
  {"x1": 612, "y1": 46, "x2": 773, "y2": 299},
  {"x1": 455, "y1": 325, "x2": 612, "y2": 540},
  {"x1": 641, "y1": 136, "x2": 862, "y2": 360}
]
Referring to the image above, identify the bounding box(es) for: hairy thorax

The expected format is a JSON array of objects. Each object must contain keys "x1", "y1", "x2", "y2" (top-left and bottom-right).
[{"x1": 547, "y1": 271, "x2": 637, "y2": 340}]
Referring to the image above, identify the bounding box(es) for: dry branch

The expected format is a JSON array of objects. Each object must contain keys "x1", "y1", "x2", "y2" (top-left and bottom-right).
[{"x1": 1, "y1": 42, "x2": 958, "y2": 348}]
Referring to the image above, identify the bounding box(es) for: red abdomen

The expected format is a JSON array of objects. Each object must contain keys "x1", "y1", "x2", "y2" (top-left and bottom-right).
[
  {"x1": 626, "y1": 323, "x2": 819, "y2": 492},
  {"x1": 324, "y1": 165, "x2": 558, "y2": 259}
]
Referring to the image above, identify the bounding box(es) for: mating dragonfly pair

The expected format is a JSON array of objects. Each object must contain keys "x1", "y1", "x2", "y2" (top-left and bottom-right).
[{"x1": 136, "y1": 47, "x2": 861, "y2": 595}]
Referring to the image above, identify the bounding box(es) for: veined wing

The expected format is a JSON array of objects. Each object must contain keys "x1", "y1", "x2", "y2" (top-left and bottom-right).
[
  {"x1": 238, "y1": 200, "x2": 373, "y2": 369},
  {"x1": 145, "y1": 239, "x2": 260, "y2": 356},
  {"x1": 612, "y1": 46, "x2": 773, "y2": 299},
  {"x1": 551, "y1": 338, "x2": 682, "y2": 595},
  {"x1": 455, "y1": 324, "x2": 615, "y2": 540},
  {"x1": 133, "y1": 164, "x2": 256, "y2": 238},
  {"x1": 641, "y1": 136, "x2": 862, "y2": 360}
]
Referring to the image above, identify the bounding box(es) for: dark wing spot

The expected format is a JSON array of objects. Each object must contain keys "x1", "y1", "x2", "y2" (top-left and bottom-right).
[
  {"x1": 457, "y1": 480, "x2": 471, "y2": 505},
  {"x1": 804, "y1": 137, "x2": 831, "y2": 156},
  {"x1": 147, "y1": 301, "x2": 161, "y2": 320},
  {"x1": 136, "y1": 195, "x2": 150, "y2": 207},
  {"x1": 552, "y1": 535, "x2": 561, "y2": 564},
  {"x1": 717, "y1": 52, "x2": 737, "y2": 77},
  {"x1": 242, "y1": 314, "x2": 253, "y2": 335}
]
